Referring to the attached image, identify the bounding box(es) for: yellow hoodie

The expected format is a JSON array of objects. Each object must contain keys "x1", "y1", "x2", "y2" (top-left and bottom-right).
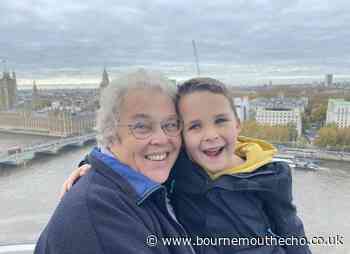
[{"x1": 204, "y1": 136, "x2": 278, "y2": 180}]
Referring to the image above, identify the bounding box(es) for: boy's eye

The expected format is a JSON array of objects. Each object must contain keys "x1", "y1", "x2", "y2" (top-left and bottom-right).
[
  {"x1": 188, "y1": 123, "x2": 201, "y2": 131},
  {"x1": 215, "y1": 118, "x2": 229, "y2": 124}
]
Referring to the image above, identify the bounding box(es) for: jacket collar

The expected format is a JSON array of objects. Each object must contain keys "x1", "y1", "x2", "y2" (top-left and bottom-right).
[
  {"x1": 173, "y1": 151, "x2": 278, "y2": 194},
  {"x1": 89, "y1": 147, "x2": 162, "y2": 205},
  {"x1": 203, "y1": 136, "x2": 277, "y2": 180}
]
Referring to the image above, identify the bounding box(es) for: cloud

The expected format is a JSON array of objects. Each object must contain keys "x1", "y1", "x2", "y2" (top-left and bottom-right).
[{"x1": 0, "y1": 0, "x2": 350, "y2": 69}]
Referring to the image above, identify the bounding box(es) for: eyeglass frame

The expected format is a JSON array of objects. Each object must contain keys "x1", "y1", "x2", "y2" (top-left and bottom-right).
[{"x1": 116, "y1": 117, "x2": 183, "y2": 140}]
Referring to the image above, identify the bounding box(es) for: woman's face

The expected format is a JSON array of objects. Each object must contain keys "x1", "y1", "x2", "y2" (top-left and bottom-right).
[
  {"x1": 178, "y1": 91, "x2": 241, "y2": 173},
  {"x1": 110, "y1": 88, "x2": 182, "y2": 183}
]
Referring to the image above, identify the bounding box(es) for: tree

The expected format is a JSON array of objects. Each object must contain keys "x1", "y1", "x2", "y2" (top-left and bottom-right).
[
  {"x1": 315, "y1": 126, "x2": 338, "y2": 147},
  {"x1": 241, "y1": 121, "x2": 298, "y2": 143},
  {"x1": 310, "y1": 104, "x2": 327, "y2": 126}
]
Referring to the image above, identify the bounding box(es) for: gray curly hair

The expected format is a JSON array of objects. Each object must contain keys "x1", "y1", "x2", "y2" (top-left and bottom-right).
[{"x1": 97, "y1": 69, "x2": 177, "y2": 148}]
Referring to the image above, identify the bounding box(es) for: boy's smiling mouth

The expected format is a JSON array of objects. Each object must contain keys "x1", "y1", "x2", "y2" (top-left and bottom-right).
[{"x1": 202, "y1": 146, "x2": 225, "y2": 157}]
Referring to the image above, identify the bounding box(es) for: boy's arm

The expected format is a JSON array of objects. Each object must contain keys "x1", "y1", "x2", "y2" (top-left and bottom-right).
[
  {"x1": 259, "y1": 162, "x2": 312, "y2": 254},
  {"x1": 59, "y1": 155, "x2": 91, "y2": 199},
  {"x1": 78, "y1": 154, "x2": 89, "y2": 167}
]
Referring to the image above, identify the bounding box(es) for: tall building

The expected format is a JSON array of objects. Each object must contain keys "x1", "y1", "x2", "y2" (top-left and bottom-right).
[
  {"x1": 326, "y1": 98, "x2": 350, "y2": 128},
  {"x1": 255, "y1": 107, "x2": 302, "y2": 136},
  {"x1": 325, "y1": 74, "x2": 333, "y2": 87},
  {"x1": 32, "y1": 80, "x2": 40, "y2": 109},
  {"x1": 249, "y1": 96, "x2": 308, "y2": 119},
  {"x1": 99, "y1": 68, "x2": 109, "y2": 90},
  {"x1": 0, "y1": 71, "x2": 17, "y2": 111},
  {"x1": 234, "y1": 96, "x2": 250, "y2": 121}
]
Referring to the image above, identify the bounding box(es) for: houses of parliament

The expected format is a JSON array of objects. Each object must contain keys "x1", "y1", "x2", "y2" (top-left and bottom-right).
[
  {"x1": 0, "y1": 70, "x2": 109, "y2": 137},
  {"x1": 0, "y1": 71, "x2": 17, "y2": 111}
]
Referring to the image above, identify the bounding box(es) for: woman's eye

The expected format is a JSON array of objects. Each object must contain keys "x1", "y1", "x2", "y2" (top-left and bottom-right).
[
  {"x1": 134, "y1": 123, "x2": 145, "y2": 129},
  {"x1": 133, "y1": 122, "x2": 151, "y2": 131},
  {"x1": 164, "y1": 121, "x2": 179, "y2": 129}
]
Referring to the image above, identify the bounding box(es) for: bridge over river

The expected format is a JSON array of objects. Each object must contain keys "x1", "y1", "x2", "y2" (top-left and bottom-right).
[{"x1": 0, "y1": 133, "x2": 96, "y2": 166}]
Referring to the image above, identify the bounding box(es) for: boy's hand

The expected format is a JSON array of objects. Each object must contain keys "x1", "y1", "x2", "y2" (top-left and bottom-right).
[{"x1": 59, "y1": 164, "x2": 91, "y2": 199}]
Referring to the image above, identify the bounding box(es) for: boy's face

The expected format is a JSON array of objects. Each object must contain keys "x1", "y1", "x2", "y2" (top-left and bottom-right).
[{"x1": 179, "y1": 91, "x2": 241, "y2": 173}]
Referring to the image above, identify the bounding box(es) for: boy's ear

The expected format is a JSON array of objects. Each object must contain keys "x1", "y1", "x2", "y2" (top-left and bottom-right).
[{"x1": 236, "y1": 119, "x2": 242, "y2": 133}]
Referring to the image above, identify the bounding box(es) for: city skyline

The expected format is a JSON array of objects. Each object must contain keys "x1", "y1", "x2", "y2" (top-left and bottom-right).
[{"x1": 3, "y1": 63, "x2": 350, "y2": 89}]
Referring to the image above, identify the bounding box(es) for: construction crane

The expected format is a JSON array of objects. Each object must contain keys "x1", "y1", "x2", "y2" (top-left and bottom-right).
[{"x1": 192, "y1": 40, "x2": 200, "y2": 76}]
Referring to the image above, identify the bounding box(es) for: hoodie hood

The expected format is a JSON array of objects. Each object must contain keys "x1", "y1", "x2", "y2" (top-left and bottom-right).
[{"x1": 205, "y1": 136, "x2": 277, "y2": 180}]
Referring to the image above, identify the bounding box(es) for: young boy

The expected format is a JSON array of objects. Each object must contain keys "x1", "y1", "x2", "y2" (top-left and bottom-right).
[
  {"x1": 169, "y1": 78, "x2": 311, "y2": 254},
  {"x1": 61, "y1": 77, "x2": 311, "y2": 254}
]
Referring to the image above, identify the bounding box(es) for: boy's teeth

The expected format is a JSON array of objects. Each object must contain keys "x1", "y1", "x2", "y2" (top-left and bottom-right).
[
  {"x1": 204, "y1": 147, "x2": 222, "y2": 156},
  {"x1": 146, "y1": 153, "x2": 167, "y2": 161},
  {"x1": 205, "y1": 148, "x2": 220, "y2": 153},
  {"x1": 205, "y1": 151, "x2": 218, "y2": 156}
]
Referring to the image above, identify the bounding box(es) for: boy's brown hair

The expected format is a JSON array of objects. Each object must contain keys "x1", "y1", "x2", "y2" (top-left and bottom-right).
[{"x1": 176, "y1": 77, "x2": 240, "y2": 122}]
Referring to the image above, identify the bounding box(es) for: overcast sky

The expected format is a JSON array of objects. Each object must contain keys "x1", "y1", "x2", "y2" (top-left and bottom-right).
[{"x1": 1, "y1": 0, "x2": 350, "y2": 70}]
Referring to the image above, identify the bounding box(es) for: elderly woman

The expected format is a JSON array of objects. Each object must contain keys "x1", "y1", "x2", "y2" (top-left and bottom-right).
[{"x1": 34, "y1": 69, "x2": 195, "y2": 254}]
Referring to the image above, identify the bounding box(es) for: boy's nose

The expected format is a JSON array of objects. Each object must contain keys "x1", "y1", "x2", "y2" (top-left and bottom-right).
[{"x1": 202, "y1": 127, "x2": 220, "y2": 142}]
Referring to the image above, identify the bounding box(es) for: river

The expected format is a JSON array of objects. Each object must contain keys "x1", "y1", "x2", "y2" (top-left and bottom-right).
[{"x1": 0, "y1": 133, "x2": 349, "y2": 254}]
